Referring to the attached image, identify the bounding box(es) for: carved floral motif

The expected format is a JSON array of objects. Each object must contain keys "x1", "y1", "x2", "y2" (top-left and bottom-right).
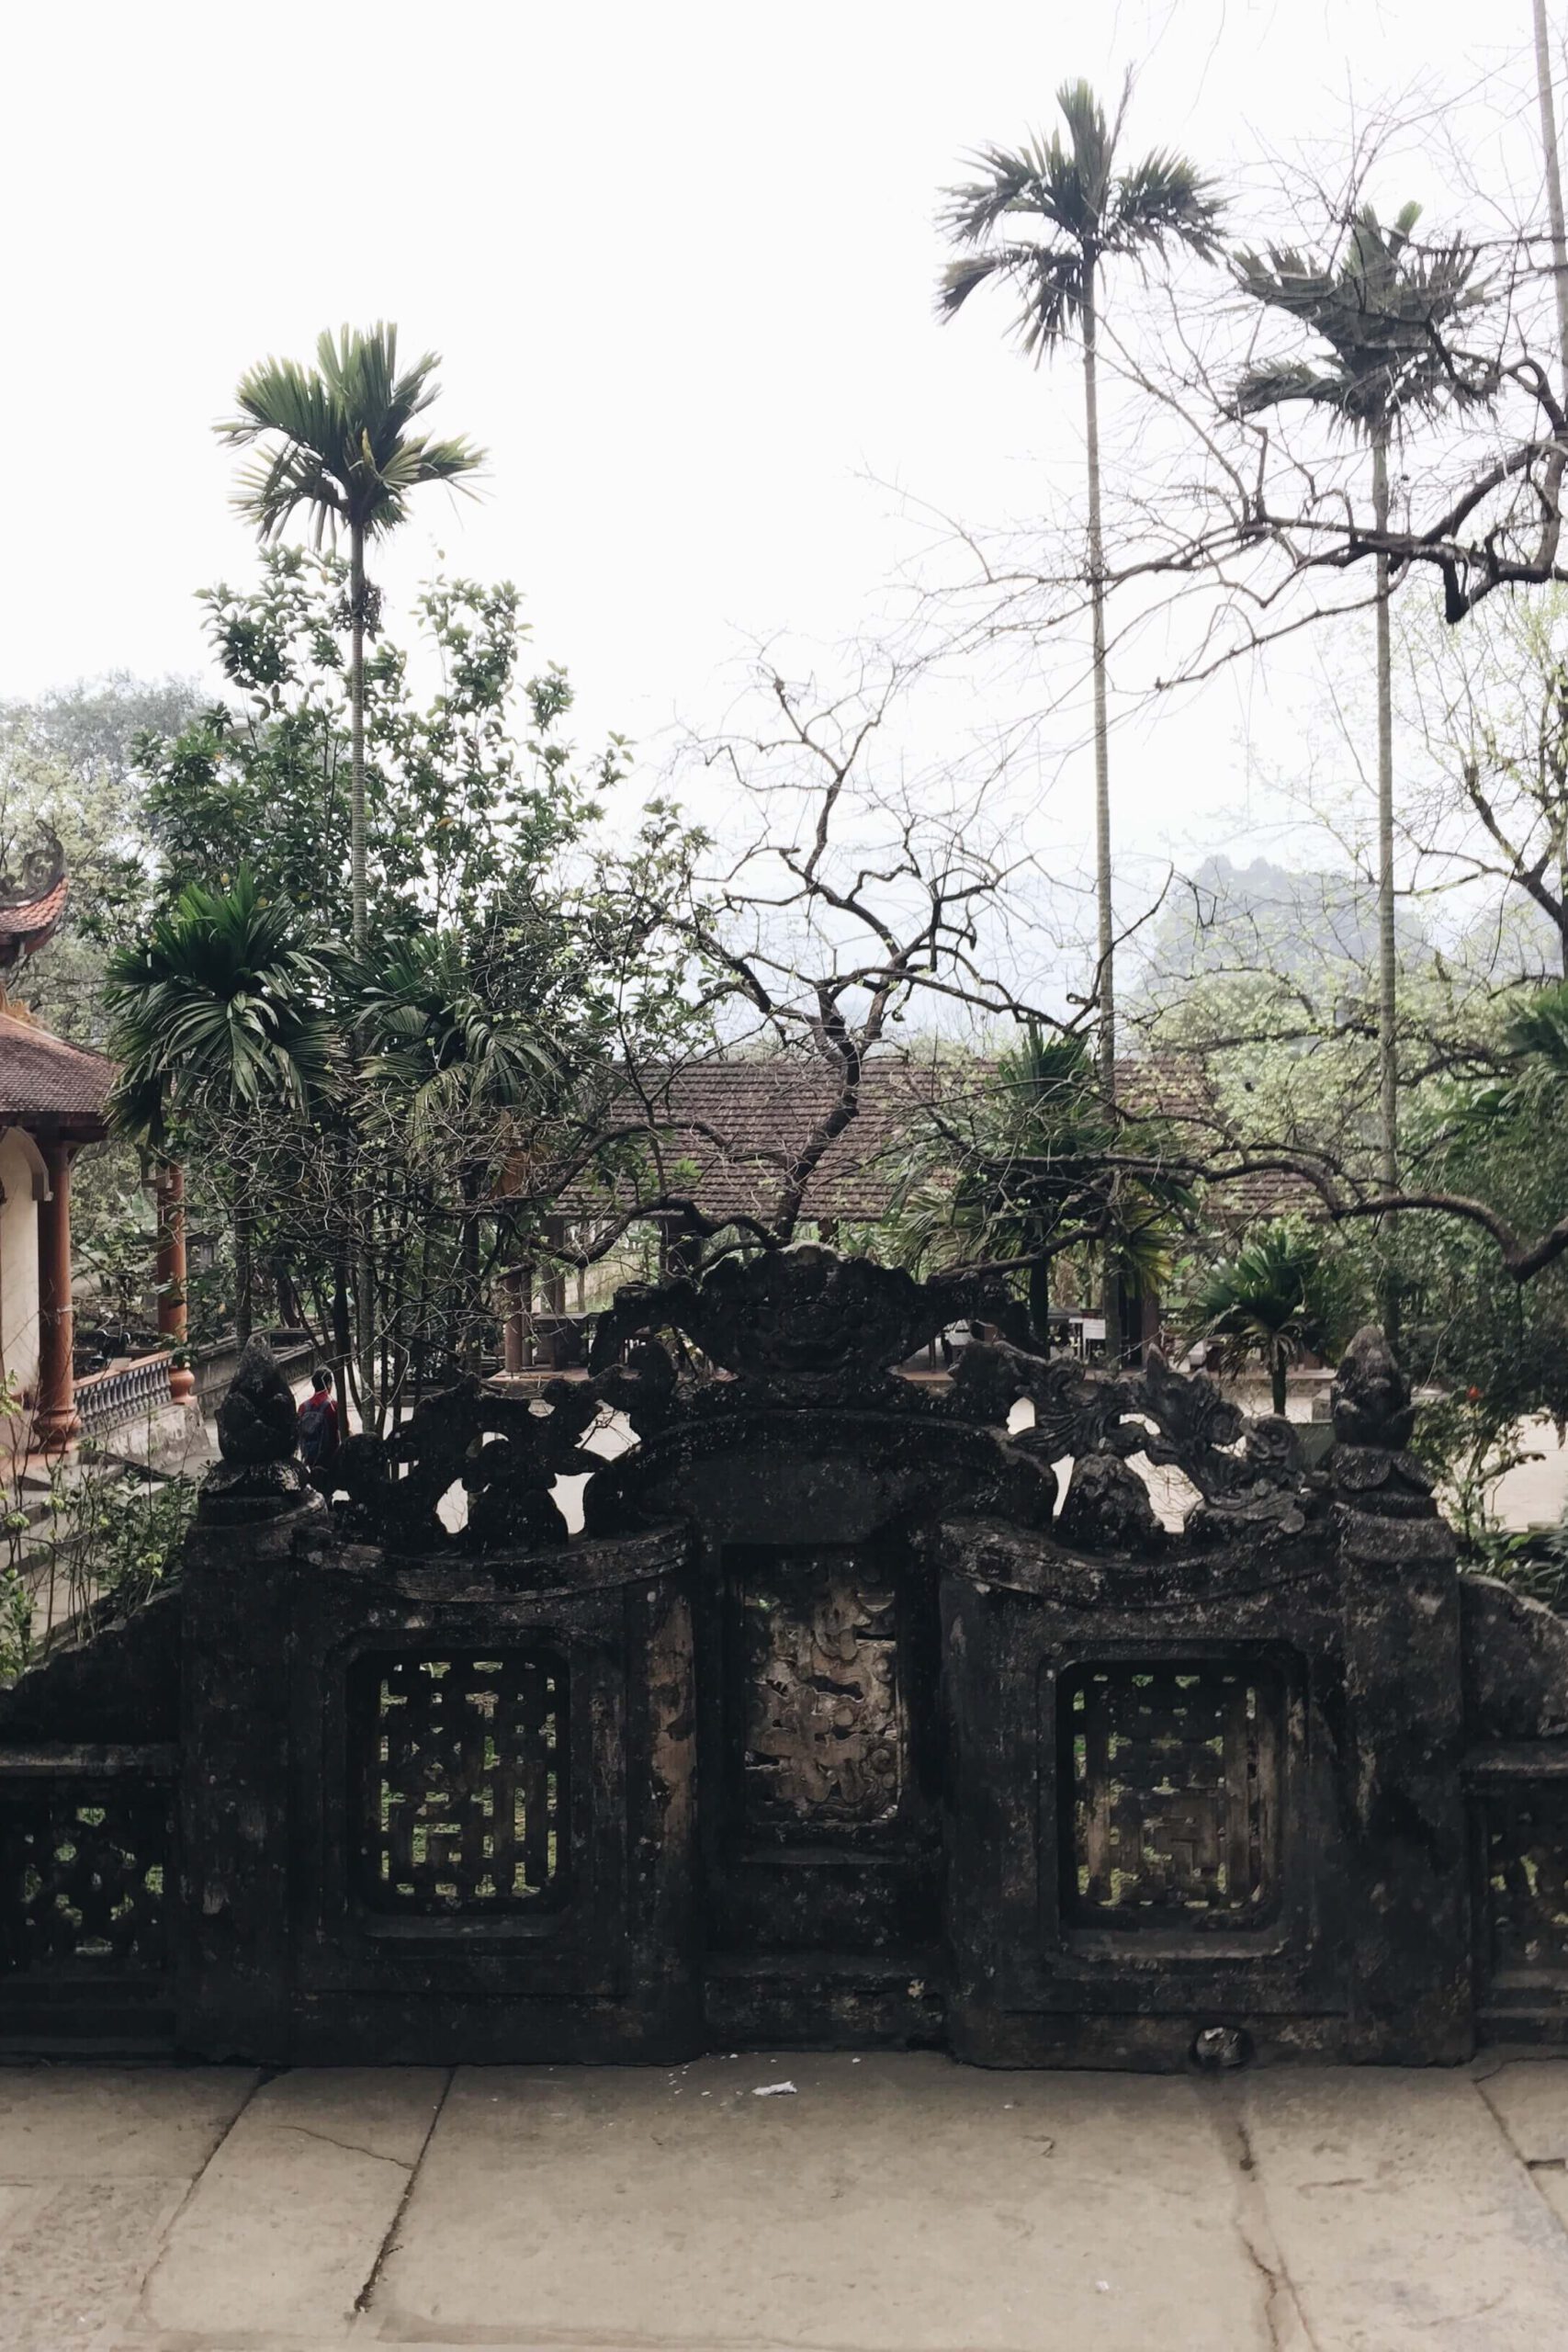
[{"x1": 739, "y1": 1553, "x2": 903, "y2": 1829}]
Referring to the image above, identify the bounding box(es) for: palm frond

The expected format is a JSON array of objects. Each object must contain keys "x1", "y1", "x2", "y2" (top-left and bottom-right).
[
  {"x1": 1107, "y1": 150, "x2": 1224, "y2": 260},
  {"x1": 216, "y1": 323, "x2": 486, "y2": 546},
  {"x1": 105, "y1": 869, "x2": 333, "y2": 1146},
  {"x1": 1234, "y1": 203, "x2": 1495, "y2": 438},
  {"x1": 939, "y1": 81, "x2": 1219, "y2": 362}
]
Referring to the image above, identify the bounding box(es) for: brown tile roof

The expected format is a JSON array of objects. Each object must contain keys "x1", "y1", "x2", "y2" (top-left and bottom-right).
[
  {"x1": 0, "y1": 875, "x2": 68, "y2": 968},
  {"x1": 0, "y1": 1010, "x2": 113, "y2": 1130},
  {"x1": 556, "y1": 1053, "x2": 1258, "y2": 1229},
  {"x1": 1207, "y1": 1163, "x2": 1320, "y2": 1227}
]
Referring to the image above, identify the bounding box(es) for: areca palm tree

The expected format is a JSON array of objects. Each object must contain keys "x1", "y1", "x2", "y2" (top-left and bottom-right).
[
  {"x1": 105, "y1": 870, "x2": 333, "y2": 1341},
  {"x1": 1234, "y1": 207, "x2": 1495, "y2": 1258},
  {"x1": 938, "y1": 82, "x2": 1223, "y2": 1132},
  {"x1": 218, "y1": 325, "x2": 484, "y2": 951}
]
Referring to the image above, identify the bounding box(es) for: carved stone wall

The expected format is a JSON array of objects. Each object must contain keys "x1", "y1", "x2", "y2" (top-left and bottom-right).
[{"x1": 6, "y1": 1250, "x2": 1568, "y2": 2067}]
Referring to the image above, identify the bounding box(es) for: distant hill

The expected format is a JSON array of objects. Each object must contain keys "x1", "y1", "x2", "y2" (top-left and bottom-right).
[{"x1": 1132, "y1": 854, "x2": 1423, "y2": 991}]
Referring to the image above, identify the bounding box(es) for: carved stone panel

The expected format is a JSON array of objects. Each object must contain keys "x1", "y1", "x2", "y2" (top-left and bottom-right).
[
  {"x1": 0, "y1": 1784, "x2": 171, "y2": 1976},
  {"x1": 1061, "y1": 1663, "x2": 1282, "y2": 1930},
  {"x1": 733, "y1": 1549, "x2": 903, "y2": 1834},
  {"x1": 355, "y1": 1652, "x2": 566, "y2": 1914}
]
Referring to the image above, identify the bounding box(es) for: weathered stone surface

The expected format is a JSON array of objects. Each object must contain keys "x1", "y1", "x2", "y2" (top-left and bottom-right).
[
  {"x1": 0, "y1": 1580, "x2": 182, "y2": 1743},
  {"x1": 1463, "y1": 1577, "x2": 1568, "y2": 1740},
  {"x1": 0, "y1": 2176, "x2": 190, "y2": 2352},
  {"x1": 6, "y1": 2058, "x2": 1568, "y2": 2347},
  {"x1": 1478, "y1": 2056, "x2": 1568, "y2": 2163},
  {"x1": 201, "y1": 1337, "x2": 307, "y2": 1521},
  {"x1": 10, "y1": 1244, "x2": 1568, "y2": 2073},
  {"x1": 215, "y1": 1337, "x2": 299, "y2": 1464},
  {"x1": 589, "y1": 1242, "x2": 999, "y2": 1404},
  {"x1": 1055, "y1": 1448, "x2": 1167, "y2": 1555},
  {"x1": 1241, "y1": 2069, "x2": 1568, "y2": 2349},
  {"x1": 141, "y1": 2065, "x2": 446, "y2": 2339},
  {"x1": 1332, "y1": 1324, "x2": 1416, "y2": 1447},
  {"x1": 0, "y1": 2063, "x2": 256, "y2": 2178},
  {"x1": 371, "y1": 2055, "x2": 1267, "y2": 2351}
]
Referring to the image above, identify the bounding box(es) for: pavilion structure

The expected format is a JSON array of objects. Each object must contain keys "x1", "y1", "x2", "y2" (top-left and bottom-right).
[{"x1": 0, "y1": 862, "x2": 116, "y2": 1450}]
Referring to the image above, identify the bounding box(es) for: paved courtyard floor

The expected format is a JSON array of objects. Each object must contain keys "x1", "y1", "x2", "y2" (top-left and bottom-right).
[{"x1": 4, "y1": 2050, "x2": 1568, "y2": 2351}]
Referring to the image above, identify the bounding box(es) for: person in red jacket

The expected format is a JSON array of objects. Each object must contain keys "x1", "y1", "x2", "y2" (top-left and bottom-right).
[{"x1": 297, "y1": 1367, "x2": 340, "y2": 1487}]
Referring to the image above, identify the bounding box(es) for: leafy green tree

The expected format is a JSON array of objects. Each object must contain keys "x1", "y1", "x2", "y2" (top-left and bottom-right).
[
  {"x1": 219, "y1": 325, "x2": 484, "y2": 950},
  {"x1": 1190, "y1": 1218, "x2": 1349, "y2": 1415},
  {"x1": 1235, "y1": 205, "x2": 1495, "y2": 1235},
  {"x1": 0, "y1": 673, "x2": 202, "y2": 1045},
  {"x1": 136, "y1": 551, "x2": 611, "y2": 941},
  {"x1": 886, "y1": 1028, "x2": 1190, "y2": 1356},
  {"x1": 938, "y1": 83, "x2": 1223, "y2": 1128}
]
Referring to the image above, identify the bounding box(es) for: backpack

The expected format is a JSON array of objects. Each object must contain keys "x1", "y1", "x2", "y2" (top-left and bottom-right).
[{"x1": 298, "y1": 1392, "x2": 335, "y2": 1464}]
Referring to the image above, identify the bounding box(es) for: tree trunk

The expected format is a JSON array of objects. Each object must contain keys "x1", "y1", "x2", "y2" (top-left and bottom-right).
[
  {"x1": 233, "y1": 1203, "x2": 254, "y2": 1348},
  {"x1": 347, "y1": 524, "x2": 379, "y2": 1428},
  {"x1": 1082, "y1": 261, "x2": 1121, "y2": 1365},
  {"x1": 1535, "y1": 0, "x2": 1568, "y2": 402},
  {"x1": 350, "y1": 522, "x2": 368, "y2": 955},
  {"x1": 1535, "y1": 0, "x2": 1568, "y2": 983},
  {"x1": 1372, "y1": 427, "x2": 1400, "y2": 1340},
  {"x1": 1027, "y1": 1237, "x2": 1051, "y2": 1353},
  {"x1": 458, "y1": 1164, "x2": 483, "y2": 1373},
  {"x1": 331, "y1": 1256, "x2": 352, "y2": 1409},
  {"x1": 1271, "y1": 1344, "x2": 1288, "y2": 1420},
  {"x1": 1082, "y1": 267, "x2": 1115, "y2": 1106}
]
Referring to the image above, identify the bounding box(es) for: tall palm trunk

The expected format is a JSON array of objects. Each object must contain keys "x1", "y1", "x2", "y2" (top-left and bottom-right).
[
  {"x1": 350, "y1": 522, "x2": 368, "y2": 955},
  {"x1": 1534, "y1": 0, "x2": 1568, "y2": 949},
  {"x1": 347, "y1": 521, "x2": 379, "y2": 1426},
  {"x1": 1027, "y1": 1228, "x2": 1051, "y2": 1353},
  {"x1": 1371, "y1": 428, "x2": 1399, "y2": 1339},
  {"x1": 233, "y1": 1201, "x2": 254, "y2": 1348},
  {"x1": 1082, "y1": 262, "x2": 1122, "y2": 1363},
  {"x1": 1082, "y1": 266, "x2": 1114, "y2": 1102},
  {"x1": 1535, "y1": 0, "x2": 1568, "y2": 399}
]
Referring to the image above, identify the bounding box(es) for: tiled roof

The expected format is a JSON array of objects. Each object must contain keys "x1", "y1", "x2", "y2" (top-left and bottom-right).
[
  {"x1": 0, "y1": 1010, "x2": 113, "y2": 1127},
  {"x1": 0, "y1": 875, "x2": 68, "y2": 967},
  {"x1": 556, "y1": 1053, "x2": 1288, "y2": 1229}
]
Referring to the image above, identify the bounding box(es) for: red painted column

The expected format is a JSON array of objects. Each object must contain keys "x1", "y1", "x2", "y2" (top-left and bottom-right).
[
  {"x1": 34, "y1": 1137, "x2": 78, "y2": 1450},
  {"x1": 156, "y1": 1160, "x2": 197, "y2": 1407}
]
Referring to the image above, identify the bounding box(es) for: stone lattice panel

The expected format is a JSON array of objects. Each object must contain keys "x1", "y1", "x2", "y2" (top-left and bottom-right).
[
  {"x1": 1062, "y1": 1663, "x2": 1281, "y2": 1928},
  {"x1": 0, "y1": 1782, "x2": 171, "y2": 1975},
  {"x1": 357, "y1": 1652, "x2": 565, "y2": 1913},
  {"x1": 1485, "y1": 1789, "x2": 1568, "y2": 1984},
  {"x1": 737, "y1": 1551, "x2": 903, "y2": 1831}
]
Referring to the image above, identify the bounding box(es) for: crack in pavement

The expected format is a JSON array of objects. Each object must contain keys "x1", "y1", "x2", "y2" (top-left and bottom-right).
[
  {"x1": 1206, "y1": 2087, "x2": 1319, "y2": 2352},
  {"x1": 269, "y1": 2122, "x2": 413, "y2": 2168},
  {"x1": 134, "y1": 2069, "x2": 269, "y2": 2331},
  {"x1": 355, "y1": 2070, "x2": 454, "y2": 2318}
]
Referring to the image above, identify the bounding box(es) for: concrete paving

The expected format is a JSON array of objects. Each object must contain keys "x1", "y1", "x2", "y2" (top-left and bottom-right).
[{"x1": 4, "y1": 2052, "x2": 1568, "y2": 2351}]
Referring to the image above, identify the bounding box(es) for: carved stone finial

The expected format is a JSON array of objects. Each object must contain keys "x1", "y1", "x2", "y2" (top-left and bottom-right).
[
  {"x1": 201, "y1": 1339, "x2": 308, "y2": 1522},
  {"x1": 1056, "y1": 1453, "x2": 1167, "y2": 1557},
  {"x1": 1331, "y1": 1326, "x2": 1416, "y2": 1450},
  {"x1": 1327, "y1": 1325, "x2": 1450, "y2": 1560},
  {"x1": 217, "y1": 1339, "x2": 299, "y2": 1464}
]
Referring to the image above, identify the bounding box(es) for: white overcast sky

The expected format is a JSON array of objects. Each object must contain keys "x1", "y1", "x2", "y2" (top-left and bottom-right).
[{"x1": 1, "y1": 0, "x2": 1553, "y2": 894}]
